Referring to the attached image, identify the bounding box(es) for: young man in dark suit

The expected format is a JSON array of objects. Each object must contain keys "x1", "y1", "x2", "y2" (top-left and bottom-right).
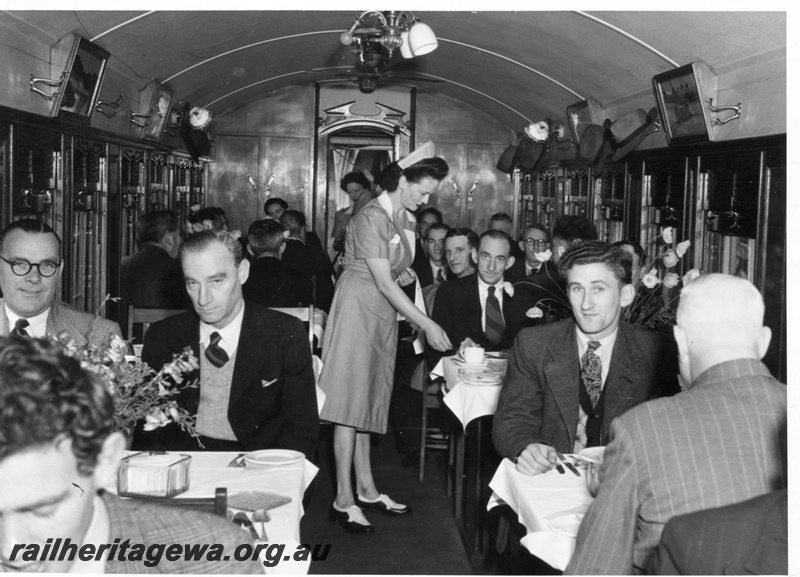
[{"x1": 138, "y1": 229, "x2": 318, "y2": 458}]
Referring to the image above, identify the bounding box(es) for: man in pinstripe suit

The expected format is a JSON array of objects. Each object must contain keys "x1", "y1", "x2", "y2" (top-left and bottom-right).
[{"x1": 566, "y1": 274, "x2": 786, "y2": 575}]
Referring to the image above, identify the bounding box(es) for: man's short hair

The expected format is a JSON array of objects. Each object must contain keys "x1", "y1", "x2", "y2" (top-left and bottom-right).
[
  {"x1": 489, "y1": 213, "x2": 513, "y2": 226},
  {"x1": 280, "y1": 210, "x2": 306, "y2": 234},
  {"x1": 264, "y1": 197, "x2": 289, "y2": 216},
  {"x1": 181, "y1": 229, "x2": 244, "y2": 266},
  {"x1": 427, "y1": 223, "x2": 451, "y2": 237},
  {"x1": 0, "y1": 219, "x2": 62, "y2": 253},
  {"x1": 247, "y1": 219, "x2": 285, "y2": 255},
  {"x1": 559, "y1": 240, "x2": 632, "y2": 285},
  {"x1": 340, "y1": 171, "x2": 371, "y2": 192},
  {"x1": 136, "y1": 210, "x2": 179, "y2": 245},
  {"x1": 195, "y1": 206, "x2": 226, "y2": 224},
  {"x1": 445, "y1": 227, "x2": 479, "y2": 249},
  {"x1": 523, "y1": 223, "x2": 549, "y2": 239},
  {"x1": 553, "y1": 215, "x2": 598, "y2": 242},
  {"x1": 417, "y1": 207, "x2": 443, "y2": 224},
  {"x1": 612, "y1": 240, "x2": 645, "y2": 262},
  {"x1": 479, "y1": 229, "x2": 513, "y2": 255},
  {"x1": 0, "y1": 337, "x2": 114, "y2": 475}
]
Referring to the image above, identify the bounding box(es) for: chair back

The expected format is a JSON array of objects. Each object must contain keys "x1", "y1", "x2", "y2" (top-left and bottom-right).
[
  {"x1": 127, "y1": 303, "x2": 185, "y2": 344},
  {"x1": 269, "y1": 305, "x2": 315, "y2": 349}
]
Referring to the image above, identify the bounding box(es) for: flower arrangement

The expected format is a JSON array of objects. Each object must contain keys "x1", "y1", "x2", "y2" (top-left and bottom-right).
[
  {"x1": 50, "y1": 328, "x2": 200, "y2": 441},
  {"x1": 626, "y1": 227, "x2": 699, "y2": 330}
]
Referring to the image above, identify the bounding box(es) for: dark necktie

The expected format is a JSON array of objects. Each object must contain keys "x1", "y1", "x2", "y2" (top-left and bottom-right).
[
  {"x1": 10, "y1": 318, "x2": 30, "y2": 337},
  {"x1": 436, "y1": 268, "x2": 445, "y2": 285},
  {"x1": 205, "y1": 332, "x2": 229, "y2": 368},
  {"x1": 581, "y1": 341, "x2": 602, "y2": 406},
  {"x1": 484, "y1": 286, "x2": 505, "y2": 344}
]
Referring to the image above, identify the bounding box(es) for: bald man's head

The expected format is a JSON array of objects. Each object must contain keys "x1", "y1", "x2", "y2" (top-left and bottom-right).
[{"x1": 674, "y1": 274, "x2": 771, "y2": 387}]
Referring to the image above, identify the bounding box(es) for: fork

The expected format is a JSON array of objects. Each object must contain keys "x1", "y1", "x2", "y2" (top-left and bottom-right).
[{"x1": 227, "y1": 453, "x2": 246, "y2": 468}]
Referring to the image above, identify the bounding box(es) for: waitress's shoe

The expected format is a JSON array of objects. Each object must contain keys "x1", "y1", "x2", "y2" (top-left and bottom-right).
[
  {"x1": 329, "y1": 503, "x2": 374, "y2": 533},
  {"x1": 356, "y1": 493, "x2": 412, "y2": 516}
]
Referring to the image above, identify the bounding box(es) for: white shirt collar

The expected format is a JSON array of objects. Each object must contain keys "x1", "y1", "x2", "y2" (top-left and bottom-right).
[
  {"x1": 5, "y1": 304, "x2": 49, "y2": 337},
  {"x1": 199, "y1": 303, "x2": 245, "y2": 356},
  {"x1": 376, "y1": 191, "x2": 394, "y2": 218}
]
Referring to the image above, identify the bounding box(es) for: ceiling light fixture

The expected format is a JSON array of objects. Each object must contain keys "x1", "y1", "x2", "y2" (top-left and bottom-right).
[{"x1": 340, "y1": 11, "x2": 438, "y2": 59}]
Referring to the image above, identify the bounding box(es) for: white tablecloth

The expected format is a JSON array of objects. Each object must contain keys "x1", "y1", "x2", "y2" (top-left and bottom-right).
[
  {"x1": 487, "y1": 458, "x2": 593, "y2": 571},
  {"x1": 110, "y1": 451, "x2": 318, "y2": 574},
  {"x1": 431, "y1": 356, "x2": 506, "y2": 429}
]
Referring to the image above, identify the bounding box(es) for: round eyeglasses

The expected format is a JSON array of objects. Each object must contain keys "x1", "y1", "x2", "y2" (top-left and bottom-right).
[
  {"x1": 0, "y1": 256, "x2": 62, "y2": 277},
  {"x1": 524, "y1": 238, "x2": 549, "y2": 248}
]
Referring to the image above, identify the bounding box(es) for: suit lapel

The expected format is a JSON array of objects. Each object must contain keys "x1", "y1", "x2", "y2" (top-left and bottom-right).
[
  {"x1": 467, "y1": 275, "x2": 485, "y2": 339},
  {"x1": 544, "y1": 321, "x2": 580, "y2": 443},
  {"x1": 604, "y1": 323, "x2": 641, "y2": 415},
  {"x1": 229, "y1": 304, "x2": 271, "y2": 407}
]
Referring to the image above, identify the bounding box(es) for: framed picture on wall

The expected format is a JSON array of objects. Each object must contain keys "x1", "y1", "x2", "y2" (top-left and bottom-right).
[
  {"x1": 49, "y1": 33, "x2": 110, "y2": 122},
  {"x1": 138, "y1": 81, "x2": 175, "y2": 141},
  {"x1": 652, "y1": 61, "x2": 718, "y2": 145},
  {"x1": 566, "y1": 98, "x2": 606, "y2": 144}
]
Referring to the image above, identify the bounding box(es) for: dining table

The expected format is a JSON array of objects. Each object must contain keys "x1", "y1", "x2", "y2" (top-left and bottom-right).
[
  {"x1": 108, "y1": 451, "x2": 318, "y2": 575},
  {"x1": 430, "y1": 353, "x2": 507, "y2": 550},
  {"x1": 487, "y1": 457, "x2": 594, "y2": 571}
]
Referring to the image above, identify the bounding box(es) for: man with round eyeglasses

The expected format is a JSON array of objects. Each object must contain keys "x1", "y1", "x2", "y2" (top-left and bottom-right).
[{"x1": 0, "y1": 219, "x2": 121, "y2": 345}]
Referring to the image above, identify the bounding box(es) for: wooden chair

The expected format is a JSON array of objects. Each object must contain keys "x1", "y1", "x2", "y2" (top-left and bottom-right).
[
  {"x1": 410, "y1": 360, "x2": 452, "y2": 483},
  {"x1": 268, "y1": 304, "x2": 316, "y2": 350},
  {"x1": 127, "y1": 304, "x2": 185, "y2": 345}
]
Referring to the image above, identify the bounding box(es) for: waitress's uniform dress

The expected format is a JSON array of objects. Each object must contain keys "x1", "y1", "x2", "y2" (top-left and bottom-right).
[{"x1": 319, "y1": 192, "x2": 415, "y2": 433}]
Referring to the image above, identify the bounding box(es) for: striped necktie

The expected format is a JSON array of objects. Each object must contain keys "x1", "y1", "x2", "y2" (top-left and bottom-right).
[
  {"x1": 10, "y1": 318, "x2": 30, "y2": 337},
  {"x1": 581, "y1": 341, "x2": 603, "y2": 406},
  {"x1": 484, "y1": 286, "x2": 505, "y2": 344},
  {"x1": 436, "y1": 268, "x2": 445, "y2": 285},
  {"x1": 205, "y1": 332, "x2": 229, "y2": 368}
]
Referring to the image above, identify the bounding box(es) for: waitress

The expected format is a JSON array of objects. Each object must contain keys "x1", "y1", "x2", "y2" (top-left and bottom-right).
[{"x1": 319, "y1": 145, "x2": 452, "y2": 533}]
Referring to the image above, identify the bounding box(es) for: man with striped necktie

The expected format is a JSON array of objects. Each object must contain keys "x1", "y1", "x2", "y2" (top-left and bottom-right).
[{"x1": 493, "y1": 241, "x2": 673, "y2": 473}]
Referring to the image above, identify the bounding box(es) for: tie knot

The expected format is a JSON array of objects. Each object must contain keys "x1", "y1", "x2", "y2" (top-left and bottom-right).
[
  {"x1": 488, "y1": 285, "x2": 496, "y2": 295},
  {"x1": 587, "y1": 340, "x2": 600, "y2": 352},
  {"x1": 210, "y1": 331, "x2": 222, "y2": 346},
  {"x1": 15, "y1": 319, "x2": 29, "y2": 330}
]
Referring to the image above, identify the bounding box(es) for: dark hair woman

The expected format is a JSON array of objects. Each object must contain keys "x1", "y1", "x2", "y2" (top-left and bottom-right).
[{"x1": 318, "y1": 155, "x2": 452, "y2": 533}]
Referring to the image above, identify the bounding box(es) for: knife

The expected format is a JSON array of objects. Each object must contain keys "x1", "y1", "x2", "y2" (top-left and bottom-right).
[{"x1": 556, "y1": 451, "x2": 580, "y2": 476}]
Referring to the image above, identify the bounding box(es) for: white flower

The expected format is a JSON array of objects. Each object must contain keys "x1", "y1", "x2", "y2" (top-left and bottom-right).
[
  {"x1": 389, "y1": 234, "x2": 401, "y2": 245},
  {"x1": 526, "y1": 306, "x2": 544, "y2": 319},
  {"x1": 663, "y1": 272, "x2": 680, "y2": 288},
  {"x1": 682, "y1": 268, "x2": 701, "y2": 285},
  {"x1": 229, "y1": 229, "x2": 242, "y2": 241},
  {"x1": 642, "y1": 268, "x2": 661, "y2": 289},
  {"x1": 143, "y1": 409, "x2": 170, "y2": 431},
  {"x1": 524, "y1": 120, "x2": 550, "y2": 142},
  {"x1": 502, "y1": 282, "x2": 515, "y2": 297},
  {"x1": 189, "y1": 107, "x2": 212, "y2": 130},
  {"x1": 662, "y1": 249, "x2": 679, "y2": 268},
  {"x1": 662, "y1": 227, "x2": 674, "y2": 244},
  {"x1": 675, "y1": 239, "x2": 692, "y2": 259},
  {"x1": 168, "y1": 407, "x2": 181, "y2": 422},
  {"x1": 534, "y1": 249, "x2": 552, "y2": 262}
]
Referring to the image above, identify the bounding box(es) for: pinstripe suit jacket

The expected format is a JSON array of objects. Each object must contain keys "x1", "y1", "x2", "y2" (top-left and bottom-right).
[
  {"x1": 102, "y1": 492, "x2": 263, "y2": 574},
  {"x1": 565, "y1": 358, "x2": 786, "y2": 575},
  {"x1": 0, "y1": 299, "x2": 121, "y2": 347}
]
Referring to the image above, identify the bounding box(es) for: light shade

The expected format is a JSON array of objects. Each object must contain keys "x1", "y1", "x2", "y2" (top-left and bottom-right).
[
  {"x1": 408, "y1": 22, "x2": 438, "y2": 56},
  {"x1": 399, "y1": 30, "x2": 414, "y2": 59}
]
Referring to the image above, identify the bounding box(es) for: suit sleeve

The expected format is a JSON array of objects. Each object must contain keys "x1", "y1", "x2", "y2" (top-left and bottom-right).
[
  {"x1": 648, "y1": 516, "x2": 690, "y2": 575},
  {"x1": 565, "y1": 417, "x2": 639, "y2": 575},
  {"x1": 492, "y1": 330, "x2": 545, "y2": 458},
  {"x1": 275, "y1": 318, "x2": 319, "y2": 458}
]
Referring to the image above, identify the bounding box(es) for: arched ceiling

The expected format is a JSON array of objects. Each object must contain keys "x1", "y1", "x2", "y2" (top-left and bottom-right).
[{"x1": 5, "y1": 10, "x2": 786, "y2": 130}]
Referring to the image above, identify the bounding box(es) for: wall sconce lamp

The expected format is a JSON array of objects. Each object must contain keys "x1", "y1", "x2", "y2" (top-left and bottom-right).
[
  {"x1": 23, "y1": 190, "x2": 52, "y2": 213},
  {"x1": 340, "y1": 11, "x2": 437, "y2": 59},
  {"x1": 95, "y1": 94, "x2": 123, "y2": 118}
]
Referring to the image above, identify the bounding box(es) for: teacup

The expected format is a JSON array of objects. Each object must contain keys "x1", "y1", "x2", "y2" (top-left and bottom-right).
[{"x1": 463, "y1": 346, "x2": 485, "y2": 365}]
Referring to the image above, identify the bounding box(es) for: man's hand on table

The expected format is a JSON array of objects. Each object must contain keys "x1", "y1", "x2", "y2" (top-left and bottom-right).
[{"x1": 515, "y1": 443, "x2": 557, "y2": 476}]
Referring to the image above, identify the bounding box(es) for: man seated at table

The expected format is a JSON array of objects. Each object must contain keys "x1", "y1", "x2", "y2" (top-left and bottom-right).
[
  {"x1": 137, "y1": 229, "x2": 319, "y2": 458},
  {"x1": 412, "y1": 223, "x2": 450, "y2": 289},
  {"x1": 487, "y1": 212, "x2": 523, "y2": 261},
  {"x1": 422, "y1": 226, "x2": 478, "y2": 314},
  {"x1": 242, "y1": 218, "x2": 311, "y2": 308},
  {"x1": 493, "y1": 241, "x2": 672, "y2": 471},
  {"x1": 0, "y1": 219, "x2": 121, "y2": 345},
  {"x1": 0, "y1": 336, "x2": 263, "y2": 574},
  {"x1": 427, "y1": 230, "x2": 529, "y2": 370},
  {"x1": 280, "y1": 209, "x2": 335, "y2": 312},
  {"x1": 566, "y1": 274, "x2": 786, "y2": 575}
]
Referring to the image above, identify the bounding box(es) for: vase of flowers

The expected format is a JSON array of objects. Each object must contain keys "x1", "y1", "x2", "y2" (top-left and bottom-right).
[{"x1": 50, "y1": 330, "x2": 200, "y2": 444}]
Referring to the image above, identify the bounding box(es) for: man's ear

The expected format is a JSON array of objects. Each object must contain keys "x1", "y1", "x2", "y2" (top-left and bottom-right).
[
  {"x1": 504, "y1": 255, "x2": 515, "y2": 271},
  {"x1": 238, "y1": 258, "x2": 250, "y2": 285},
  {"x1": 620, "y1": 283, "x2": 636, "y2": 307},
  {"x1": 673, "y1": 324, "x2": 689, "y2": 361},
  {"x1": 518, "y1": 240, "x2": 525, "y2": 253},
  {"x1": 246, "y1": 245, "x2": 254, "y2": 256},
  {"x1": 92, "y1": 432, "x2": 126, "y2": 489},
  {"x1": 278, "y1": 241, "x2": 286, "y2": 256},
  {"x1": 470, "y1": 248, "x2": 478, "y2": 264},
  {"x1": 757, "y1": 326, "x2": 772, "y2": 359}
]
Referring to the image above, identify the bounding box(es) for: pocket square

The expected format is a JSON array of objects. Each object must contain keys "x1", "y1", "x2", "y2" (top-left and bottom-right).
[{"x1": 261, "y1": 378, "x2": 278, "y2": 388}]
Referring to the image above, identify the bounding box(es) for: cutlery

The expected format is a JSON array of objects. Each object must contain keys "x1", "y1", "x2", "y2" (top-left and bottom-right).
[
  {"x1": 227, "y1": 453, "x2": 246, "y2": 468},
  {"x1": 555, "y1": 462, "x2": 565, "y2": 474},
  {"x1": 556, "y1": 451, "x2": 580, "y2": 476}
]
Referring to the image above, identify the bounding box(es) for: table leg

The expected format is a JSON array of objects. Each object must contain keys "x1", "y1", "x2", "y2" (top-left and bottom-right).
[
  {"x1": 473, "y1": 419, "x2": 483, "y2": 553},
  {"x1": 454, "y1": 429, "x2": 465, "y2": 520}
]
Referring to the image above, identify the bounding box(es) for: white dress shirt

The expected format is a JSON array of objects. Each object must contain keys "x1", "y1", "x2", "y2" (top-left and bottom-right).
[
  {"x1": 5, "y1": 304, "x2": 49, "y2": 337},
  {"x1": 429, "y1": 260, "x2": 447, "y2": 285},
  {"x1": 199, "y1": 304, "x2": 245, "y2": 357}
]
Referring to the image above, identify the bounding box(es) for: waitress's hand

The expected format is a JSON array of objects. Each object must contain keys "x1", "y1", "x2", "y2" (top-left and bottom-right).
[
  {"x1": 396, "y1": 267, "x2": 417, "y2": 287},
  {"x1": 424, "y1": 320, "x2": 452, "y2": 352}
]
